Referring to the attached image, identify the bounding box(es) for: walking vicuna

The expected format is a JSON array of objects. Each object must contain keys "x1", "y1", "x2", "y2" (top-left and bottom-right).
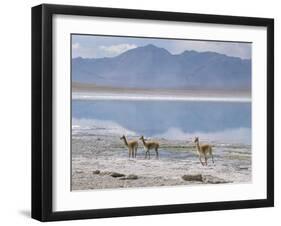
[
  {"x1": 139, "y1": 136, "x2": 159, "y2": 159},
  {"x1": 120, "y1": 135, "x2": 138, "y2": 158},
  {"x1": 194, "y1": 137, "x2": 214, "y2": 166}
]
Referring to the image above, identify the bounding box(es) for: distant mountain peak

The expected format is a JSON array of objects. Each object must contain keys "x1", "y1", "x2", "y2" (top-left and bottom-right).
[
  {"x1": 136, "y1": 44, "x2": 170, "y2": 53},
  {"x1": 142, "y1": 44, "x2": 160, "y2": 49},
  {"x1": 180, "y1": 50, "x2": 245, "y2": 61},
  {"x1": 117, "y1": 44, "x2": 171, "y2": 59},
  {"x1": 180, "y1": 50, "x2": 199, "y2": 56},
  {"x1": 72, "y1": 45, "x2": 251, "y2": 90}
]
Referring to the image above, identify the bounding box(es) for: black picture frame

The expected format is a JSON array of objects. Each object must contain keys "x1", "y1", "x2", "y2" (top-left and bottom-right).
[{"x1": 32, "y1": 3, "x2": 274, "y2": 222}]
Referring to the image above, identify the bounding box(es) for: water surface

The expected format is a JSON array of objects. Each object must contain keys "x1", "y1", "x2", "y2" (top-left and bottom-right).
[{"x1": 72, "y1": 100, "x2": 251, "y2": 144}]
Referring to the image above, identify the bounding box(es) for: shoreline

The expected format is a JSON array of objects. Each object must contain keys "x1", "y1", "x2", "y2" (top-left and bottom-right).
[
  {"x1": 71, "y1": 134, "x2": 252, "y2": 191},
  {"x1": 72, "y1": 83, "x2": 251, "y2": 102},
  {"x1": 72, "y1": 92, "x2": 251, "y2": 102}
]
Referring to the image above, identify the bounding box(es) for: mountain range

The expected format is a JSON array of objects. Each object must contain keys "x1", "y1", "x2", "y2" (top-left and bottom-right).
[{"x1": 72, "y1": 44, "x2": 251, "y2": 90}]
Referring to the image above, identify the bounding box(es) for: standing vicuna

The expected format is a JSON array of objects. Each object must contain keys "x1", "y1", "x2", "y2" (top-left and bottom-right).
[
  {"x1": 139, "y1": 136, "x2": 159, "y2": 159},
  {"x1": 120, "y1": 135, "x2": 138, "y2": 158},
  {"x1": 194, "y1": 137, "x2": 214, "y2": 166}
]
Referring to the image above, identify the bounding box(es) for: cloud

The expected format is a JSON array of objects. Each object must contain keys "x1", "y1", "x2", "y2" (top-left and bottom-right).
[
  {"x1": 71, "y1": 34, "x2": 251, "y2": 59},
  {"x1": 72, "y1": 42, "x2": 137, "y2": 58},
  {"x1": 72, "y1": 42, "x2": 80, "y2": 50},
  {"x1": 99, "y1": 44, "x2": 137, "y2": 57}
]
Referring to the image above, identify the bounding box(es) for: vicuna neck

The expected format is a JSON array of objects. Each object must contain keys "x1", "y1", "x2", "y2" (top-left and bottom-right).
[
  {"x1": 141, "y1": 138, "x2": 146, "y2": 145},
  {"x1": 122, "y1": 137, "x2": 128, "y2": 146},
  {"x1": 195, "y1": 141, "x2": 200, "y2": 149}
]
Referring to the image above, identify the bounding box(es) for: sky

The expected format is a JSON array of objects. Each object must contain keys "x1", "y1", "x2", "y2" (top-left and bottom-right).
[{"x1": 72, "y1": 34, "x2": 252, "y2": 59}]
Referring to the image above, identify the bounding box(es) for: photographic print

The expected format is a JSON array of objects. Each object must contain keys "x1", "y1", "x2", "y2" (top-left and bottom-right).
[
  {"x1": 71, "y1": 34, "x2": 252, "y2": 191},
  {"x1": 32, "y1": 4, "x2": 273, "y2": 221}
]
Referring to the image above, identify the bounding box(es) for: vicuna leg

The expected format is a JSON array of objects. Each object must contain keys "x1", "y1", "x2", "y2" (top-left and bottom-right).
[
  {"x1": 155, "y1": 148, "x2": 159, "y2": 159},
  {"x1": 134, "y1": 147, "x2": 137, "y2": 158},
  {"x1": 210, "y1": 149, "x2": 214, "y2": 164},
  {"x1": 132, "y1": 148, "x2": 135, "y2": 158},
  {"x1": 199, "y1": 155, "x2": 204, "y2": 166},
  {"x1": 204, "y1": 155, "x2": 208, "y2": 166},
  {"x1": 129, "y1": 148, "x2": 132, "y2": 158}
]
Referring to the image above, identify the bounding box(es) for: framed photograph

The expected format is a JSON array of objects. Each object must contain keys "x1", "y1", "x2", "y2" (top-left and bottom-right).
[{"x1": 32, "y1": 4, "x2": 274, "y2": 221}]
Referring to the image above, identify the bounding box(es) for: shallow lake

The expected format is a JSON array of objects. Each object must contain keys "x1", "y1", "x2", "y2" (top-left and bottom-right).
[{"x1": 72, "y1": 100, "x2": 251, "y2": 145}]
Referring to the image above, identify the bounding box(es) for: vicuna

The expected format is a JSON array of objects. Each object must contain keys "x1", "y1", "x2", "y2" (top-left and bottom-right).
[
  {"x1": 194, "y1": 137, "x2": 214, "y2": 166},
  {"x1": 120, "y1": 135, "x2": 138, "y2": 158},
  {"x1": 139, "y1": 135, "x2": 159, "y2": 159}
]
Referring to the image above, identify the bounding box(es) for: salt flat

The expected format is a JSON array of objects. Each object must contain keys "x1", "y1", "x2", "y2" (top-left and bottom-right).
[{"x1": 71, "y1": 134, "x2": 251, "y2": 191}]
